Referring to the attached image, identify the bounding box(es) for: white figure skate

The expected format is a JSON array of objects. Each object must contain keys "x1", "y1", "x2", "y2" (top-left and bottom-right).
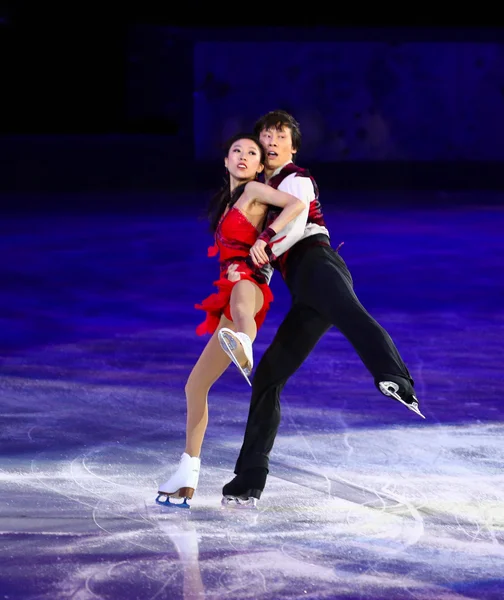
[
  {"x1": 218, "y1": 328, "x2": 253, "y2": 386},
  {"x1": 156, "y1": 453, "x2": 201, "y2": 509}
]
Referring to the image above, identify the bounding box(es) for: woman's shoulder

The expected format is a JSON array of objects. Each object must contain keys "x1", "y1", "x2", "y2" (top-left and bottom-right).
[
  {"x1": 234, "y1": 183, "x2": 268, "y2": 217},
  {"x1": 243, "y1": 180, "x2": 267, "y2": 195}
]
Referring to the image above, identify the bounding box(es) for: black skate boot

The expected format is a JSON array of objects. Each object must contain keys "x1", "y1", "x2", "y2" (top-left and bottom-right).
[
  {"x1": 221, "y1": 468, "x2": 267, "y2": 508},
  {"x1": 378, "y1": 375, "x2": 425, "y2": 419}
]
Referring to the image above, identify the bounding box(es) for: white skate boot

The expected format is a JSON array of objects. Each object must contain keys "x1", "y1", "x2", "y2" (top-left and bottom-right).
[
  {"x1": 218, "y1": 328, "x2": 253, "y2": 386},
  {"x1": 156, "y1": 453, "x2": 201, "y2": 509}
]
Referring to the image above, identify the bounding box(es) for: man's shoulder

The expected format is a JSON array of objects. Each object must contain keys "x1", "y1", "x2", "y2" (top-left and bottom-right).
[
  {"x1": 278, "y1": 172, "x2": 313, "y2": 186},
  {"x1": 280, "y1": 168, "x2": 316, "y2": 189},
  {"x1": 280, "y1": 163, "x2": 311, "y2": 178},
  {"x1": 285, "y1": 165, "x2": 318, "y2": 191}
]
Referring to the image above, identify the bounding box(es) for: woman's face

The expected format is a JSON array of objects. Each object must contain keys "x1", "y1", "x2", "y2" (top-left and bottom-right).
[{"x1": 224, "y1": 139, "x2": 264, "y2": 182}]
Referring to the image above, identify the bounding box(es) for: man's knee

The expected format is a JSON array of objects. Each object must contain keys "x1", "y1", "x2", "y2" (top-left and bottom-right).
[{"x1": 250, "y1": 375, "x2": 285, "y2": 409}]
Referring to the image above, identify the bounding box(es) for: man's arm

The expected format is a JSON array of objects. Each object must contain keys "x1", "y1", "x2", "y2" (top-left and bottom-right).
[{"x1": 268, "y1": 174, "x2": 313, "y2": 258}]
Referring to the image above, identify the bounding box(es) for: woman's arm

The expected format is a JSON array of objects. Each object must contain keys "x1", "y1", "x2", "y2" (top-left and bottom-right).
[
  {"x1": 242, "y1": 181, "x2": 305, "y2": 266},
  {"x1": 243, "y1": 181, "x2": 305, "y2": 238}
]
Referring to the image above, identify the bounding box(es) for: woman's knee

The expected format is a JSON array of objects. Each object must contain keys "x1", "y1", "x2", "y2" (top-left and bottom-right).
[
  {"x1": 185, "y1": 372, "x2": 211, "y2": 399},
  {"x1": 231, "y1": 299, "x2": 248, "y2": 317},
  {"x1": 231, "y1": 281, "x2": 262, "y2": 316}
]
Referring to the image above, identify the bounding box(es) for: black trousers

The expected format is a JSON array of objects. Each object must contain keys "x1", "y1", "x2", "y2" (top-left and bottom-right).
[{"x1": 234, "y1": 235, "x2": 413, "y2": 474}]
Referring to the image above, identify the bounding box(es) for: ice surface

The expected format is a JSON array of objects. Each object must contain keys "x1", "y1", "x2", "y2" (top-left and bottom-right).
[{"x1": 1, "y1": 202, "x2": 503, "y2": 598}]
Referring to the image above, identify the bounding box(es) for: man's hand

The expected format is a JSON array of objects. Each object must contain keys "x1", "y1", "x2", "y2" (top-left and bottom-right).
[{"x1": 249, "y1": 239, "x2": 270, "y2": 267}]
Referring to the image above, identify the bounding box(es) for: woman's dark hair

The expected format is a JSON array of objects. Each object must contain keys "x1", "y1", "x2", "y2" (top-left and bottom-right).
[{"x1": 207, "y1": 132, "x2": 266, "y2": 232}]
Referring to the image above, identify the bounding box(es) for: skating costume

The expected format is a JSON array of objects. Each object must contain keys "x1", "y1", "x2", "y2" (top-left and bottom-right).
[
  {"x1": 222, "y1": 162, "x2": 422, "y2": 505},
  {"x1": 195, "y1": 207, "x2": 273, "y2": 336}
]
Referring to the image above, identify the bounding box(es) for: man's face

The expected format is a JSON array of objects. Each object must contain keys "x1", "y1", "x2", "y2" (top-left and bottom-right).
[{"x1": 259, "y1": 125, "x2": 297, "y2": 172}]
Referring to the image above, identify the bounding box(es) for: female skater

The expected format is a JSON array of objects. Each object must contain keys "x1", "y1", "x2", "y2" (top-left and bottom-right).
[{"x1": 156, "y1": 133, "x2": 305, "y2": 507}]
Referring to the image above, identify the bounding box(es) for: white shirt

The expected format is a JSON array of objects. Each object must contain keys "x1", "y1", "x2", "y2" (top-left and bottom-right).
[{"x1": 267, "y1": 162, "x2": 329, "y2": 260}]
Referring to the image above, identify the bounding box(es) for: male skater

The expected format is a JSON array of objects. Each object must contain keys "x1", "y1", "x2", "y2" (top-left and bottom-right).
[{"x1": 221, "y1": 110, "x2": 424, "y2": 507}]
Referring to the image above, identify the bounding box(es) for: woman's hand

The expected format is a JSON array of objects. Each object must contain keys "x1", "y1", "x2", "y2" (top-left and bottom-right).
[{"x1": 249, "y1": 239, "x2": 270, "y2": 267}]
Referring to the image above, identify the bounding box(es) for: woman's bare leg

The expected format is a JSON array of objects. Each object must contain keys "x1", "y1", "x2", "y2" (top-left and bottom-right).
[
  {"x1": 185, "y1": 281, "x2": 264, "y2": 455},
  {"x1": 184, "y1": 315, "x2": 234, "y2": 457}
]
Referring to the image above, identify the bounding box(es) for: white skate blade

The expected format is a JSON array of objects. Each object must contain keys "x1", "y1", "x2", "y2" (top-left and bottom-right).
[
  {"x1": 221, "y1": 495, "x2": 258, "y2": 509},
  {"x1": 391, "y1": 392, "x2": 425, "y2": 419},
  {"x1": 379, "y1": 383, "x2": 425, "y2": 419},
  {"x1": 218, "y1": 328, "x2": 251, "y2": 386},
  {"x1": 406, "y1": 401, "x2": 425, "y2": 419}
]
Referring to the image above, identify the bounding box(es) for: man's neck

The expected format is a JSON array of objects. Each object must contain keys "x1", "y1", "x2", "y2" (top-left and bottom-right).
[
  {"x1": 265, "y1": 160, "x2": 292, "y2": 183},
  {"x1": 264, "y1": 168, "x2": 275, "y2": 182}
]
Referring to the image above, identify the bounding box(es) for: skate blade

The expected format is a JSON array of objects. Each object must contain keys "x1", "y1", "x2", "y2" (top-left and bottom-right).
[
  {"x1": 218, "y1": 329, "x2": 251, "y2": 386},
  {"x1": 406, "y1": 402, "x2": 425, "y2": 419},
  {"x1": 221, "y1": 495, "x2": 258, "y2": 509},
  {"x1": 156, "y1": 493, "x2": 191, "y2": 509},
  {"x1": 387, "y1": 389, "x2": 426, "y2": 419}
]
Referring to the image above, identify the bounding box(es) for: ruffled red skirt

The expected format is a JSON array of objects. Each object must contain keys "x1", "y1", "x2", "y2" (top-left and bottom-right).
[{"x1": 195, "y1": 272, "x2": 273, "y2": 336}]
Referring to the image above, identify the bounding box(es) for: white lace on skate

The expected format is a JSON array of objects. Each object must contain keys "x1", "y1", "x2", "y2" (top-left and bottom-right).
[
  {"x1": 218, "y1": 328, "x2": 253, "y2": 386},
  {"x1": 379, "y1": 381, "x2": 425, "y2": 419},
  {"x1": 156, "y1": 453, "x2": 201, "y2": 508}
]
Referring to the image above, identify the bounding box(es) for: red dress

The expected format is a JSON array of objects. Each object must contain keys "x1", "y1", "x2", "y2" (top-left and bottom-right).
[{"x1": 195, "y1": 207, "x2": 274, "y2": 336}]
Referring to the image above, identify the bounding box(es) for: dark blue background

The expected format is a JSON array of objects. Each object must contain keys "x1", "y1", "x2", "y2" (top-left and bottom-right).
[{"x1": 2, "y1": 22, "x2": 504, "y2": 201}]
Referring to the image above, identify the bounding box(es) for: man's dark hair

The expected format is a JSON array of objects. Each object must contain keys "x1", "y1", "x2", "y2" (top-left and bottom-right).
[{"x1": 253, "y1": 110, "x2": 302, "y2": 153}]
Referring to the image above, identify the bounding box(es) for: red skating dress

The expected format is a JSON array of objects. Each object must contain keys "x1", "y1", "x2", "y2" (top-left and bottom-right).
[{"x1": 195, "y1": 207, "x2": 274, "y2": 336}]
